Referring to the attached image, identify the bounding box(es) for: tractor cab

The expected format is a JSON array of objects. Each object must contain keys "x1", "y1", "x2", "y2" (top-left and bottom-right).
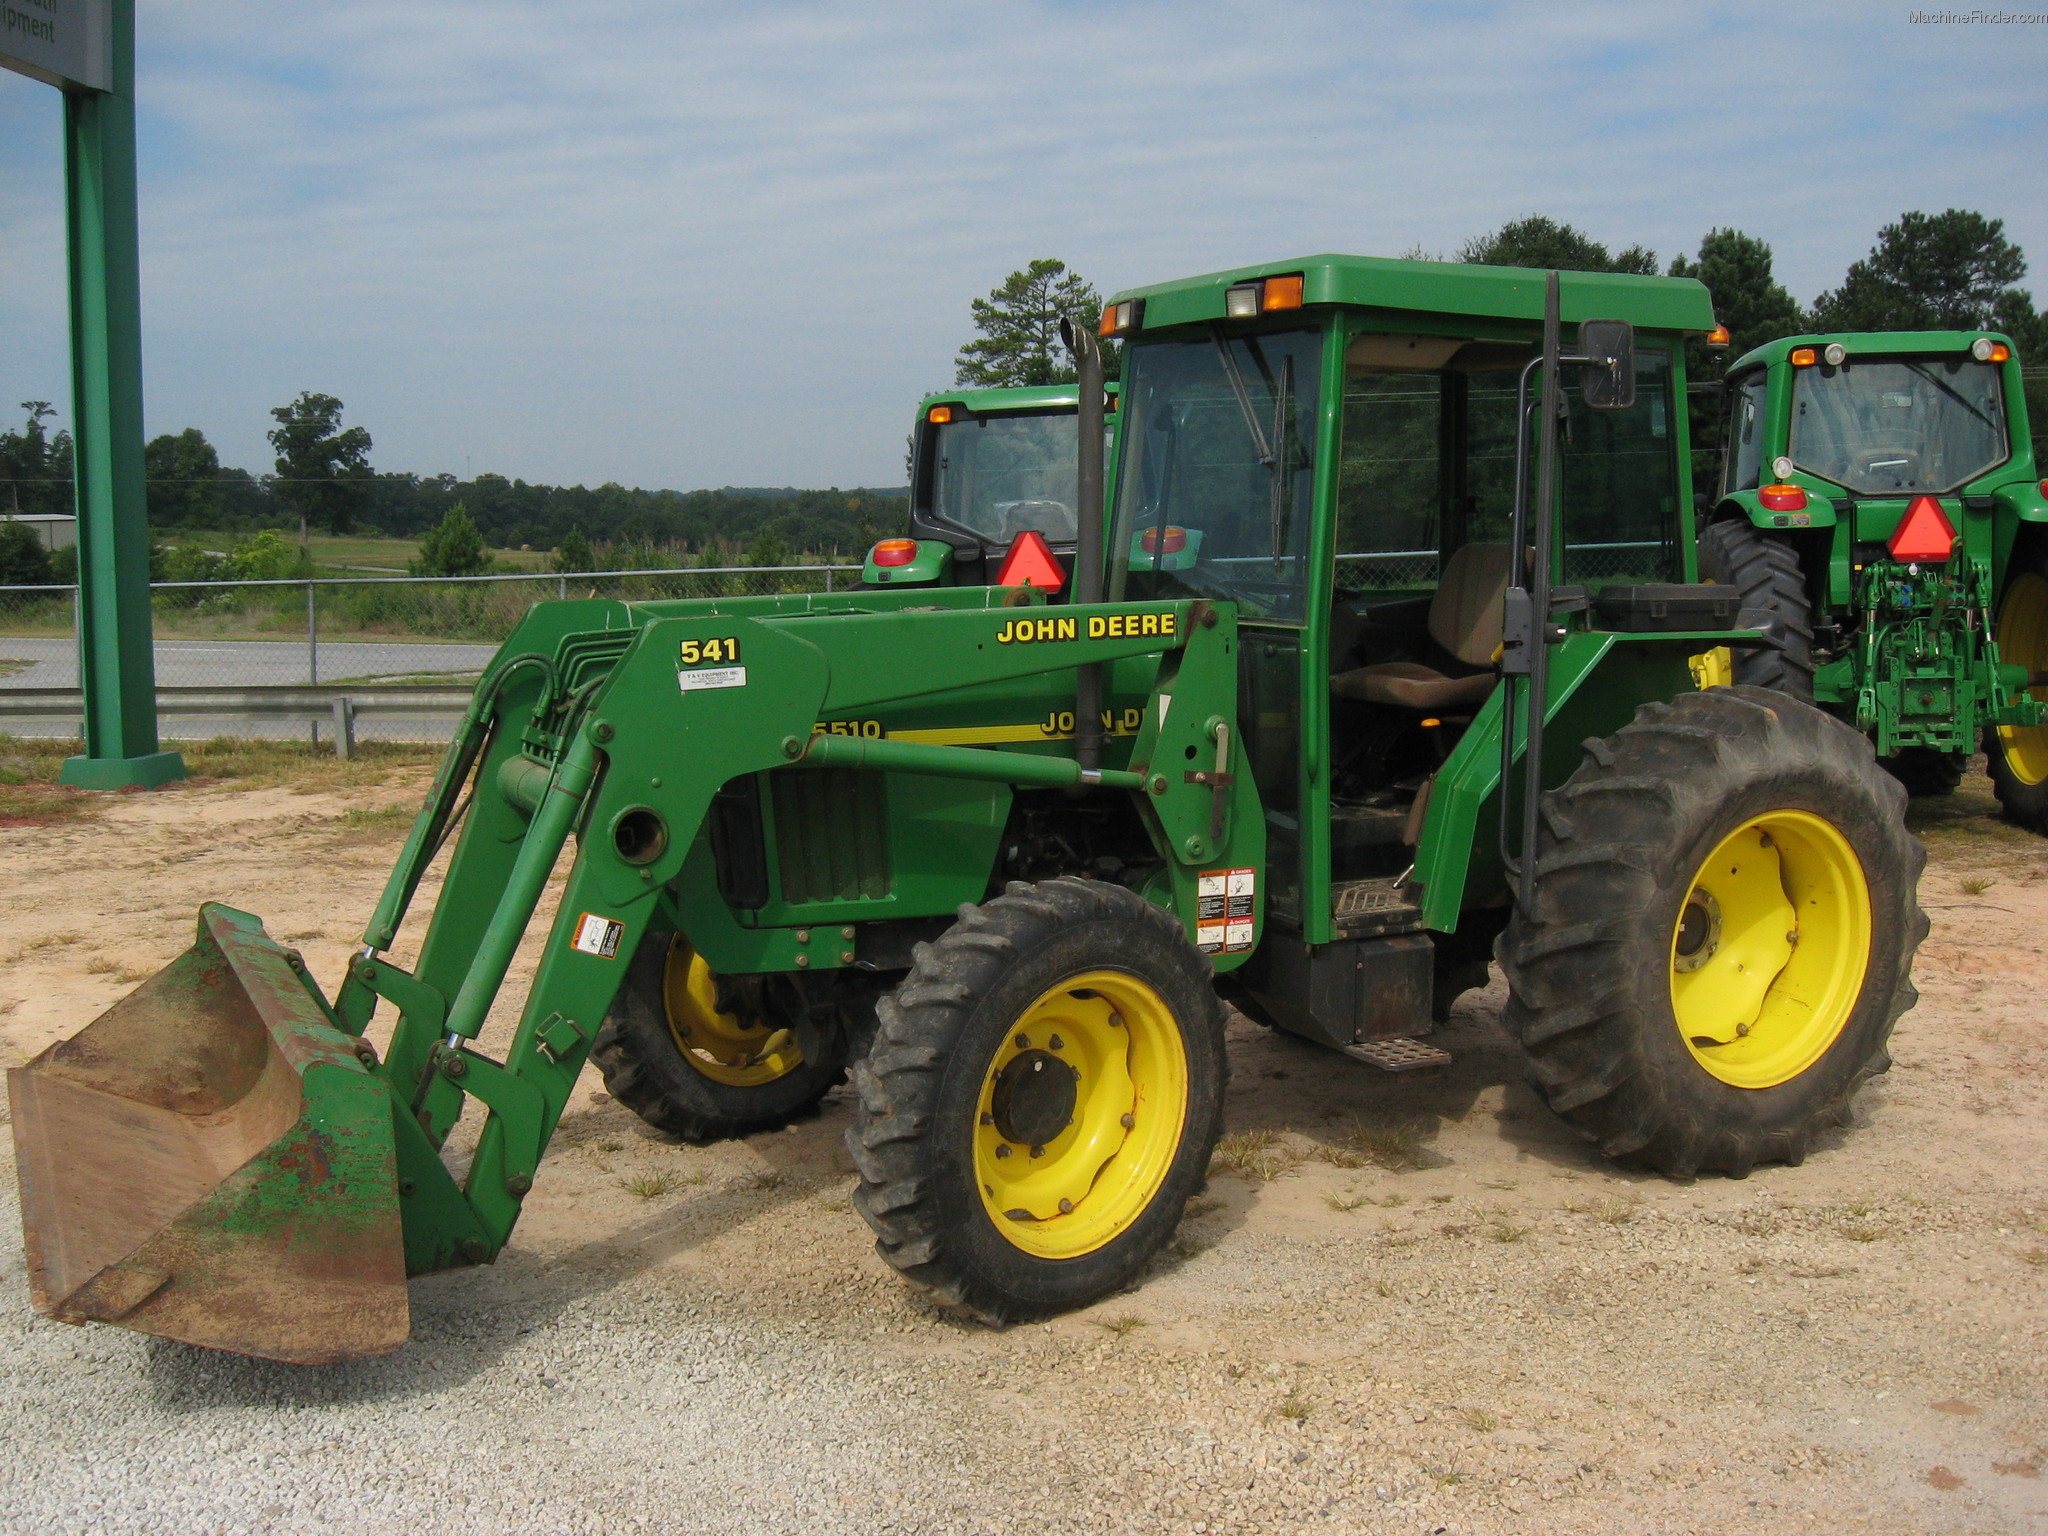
[
  {"x1": 1101, "y1": 257, "x2": 1710, "y2": 957},
  {"x1": 864, "y1": 383, "x2": 1117, "y2": 590}
]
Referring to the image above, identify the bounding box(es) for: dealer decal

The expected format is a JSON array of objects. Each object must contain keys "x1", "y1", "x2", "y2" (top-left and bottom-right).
[{"x1": 678, "y1": 635, "x2": 746, "y2": 692}]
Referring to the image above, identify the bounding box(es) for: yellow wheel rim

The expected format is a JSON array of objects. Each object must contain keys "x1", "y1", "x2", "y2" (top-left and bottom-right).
[
  {"x1": 661, "y1": 937, "x2": 804, "y2": 1088},
  {"x1": 973, "y1": 970, "x2": 1188, "y2": 1260},
  {"x1": 1994, "y1": 571, "x2": 2048, "y2": 786},
  {"x1": 1670, "y1": 811, "x2": 1871, "y2": 1090}
]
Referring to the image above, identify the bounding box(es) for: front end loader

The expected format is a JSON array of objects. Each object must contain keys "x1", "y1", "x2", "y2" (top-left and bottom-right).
[{"x1": 13, "y1": 256, "x2": 1925, "y2": 1362}]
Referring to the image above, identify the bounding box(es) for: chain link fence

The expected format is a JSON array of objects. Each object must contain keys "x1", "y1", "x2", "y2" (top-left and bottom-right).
[{"x1": 0, "y1": 564, "x2": 857, "y2": 745}]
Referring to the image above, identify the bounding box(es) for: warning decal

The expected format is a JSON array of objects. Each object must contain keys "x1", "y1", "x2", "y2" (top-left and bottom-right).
[
  {"x1": 1195, "y1": 867, "x2": 1257, "y2": 954},
  {"x1": 571, "y1": 912, "x2": 625, "y2": 959}
]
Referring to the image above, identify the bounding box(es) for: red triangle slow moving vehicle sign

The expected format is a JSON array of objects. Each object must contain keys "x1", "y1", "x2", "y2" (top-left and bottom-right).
[
  {"x1": 1888, "y1": 495, "x2": 1957, "y2": 563},
  {"x1": 994, "y1": 529, "x2": 1066, "y2": 591}
]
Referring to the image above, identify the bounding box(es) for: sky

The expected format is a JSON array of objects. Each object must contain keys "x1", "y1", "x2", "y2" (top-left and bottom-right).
[{"x1": 2, "y1": 1, "x2": 2044, "y2": 492}]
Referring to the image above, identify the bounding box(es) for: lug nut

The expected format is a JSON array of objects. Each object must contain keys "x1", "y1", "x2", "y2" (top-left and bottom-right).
[
  {"x1": 1107, "y1": 1013, "x2": 1125, "y2": 1028},
  {"x1": 1048, "y1": 1034, "x2": 1064, "y2": 1051},
  {"x1": 1030, "y1": 1144, "x2": 1045, "y2": 1158},
  {"x1": 995, "y1": 1144, "x2": 1012, "y2": 1160},
  {"x1": 1120, "y1": 1113, "x2": 1135, "y2": 1129},
  {"x1": 1015, "y1": 1033, "x2": 1030, "y2": 1049},
  {"x1": 980, "y1": 1112, "x2": 995, "y2": 1126},
  {"x1": 1058, "y1": 1198, "x2": 1073, "y2": 1214},
  {"x1": 1736, "y1": 1023, "x2": 1752, "y2": 1037}
]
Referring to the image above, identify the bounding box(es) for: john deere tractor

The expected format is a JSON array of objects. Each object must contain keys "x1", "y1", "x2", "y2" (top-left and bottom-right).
[
  {"x1": 11, "y1": 256, "x2": 1923, "y2": 1364},
  {"x1": 1699, "y1": 330, "x2": 2048, "y2": 821},
  {"x1": 861, "y1": 382, "x2": 1113, "y2": 591}
]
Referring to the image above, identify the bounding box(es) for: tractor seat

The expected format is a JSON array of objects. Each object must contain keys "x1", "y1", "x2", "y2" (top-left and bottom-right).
[{"x1": 1330, "y1": 542, "x2": 1511, "y2": 711}]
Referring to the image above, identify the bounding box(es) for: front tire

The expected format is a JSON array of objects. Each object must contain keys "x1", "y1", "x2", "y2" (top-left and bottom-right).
[
  {"x1": 1499, "y1": 688, "x2": 1925, "y2": 1178},
  {"x1": 1697, "y1": 519, "x2": 1816, "y2": 701},
  {"x1": 591, "y1": 933, "x2": 849, "y2": 1143},
  {"x1": 847, "y1": 879, "x2": 1227, "y2": 1323},
  {"x1": 1988, "y1": 560, "x2": 2048, "y2": 834}
]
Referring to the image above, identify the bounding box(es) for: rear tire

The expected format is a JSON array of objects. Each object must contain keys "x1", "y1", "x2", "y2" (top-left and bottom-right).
[
  {"x1": 591, "y1": 931, "x2": 848, "y2": 1144},
  {"x1": 1697, "y1": 519, "x2": 1816, "y2": 701},
  {"x1": 1987, "y1": 558, "x2": 2048, "y2": 835},
  {"x1": 847, "y1": 879, "x2": 1227, "y2": 1323},
  {"x1": 1498, "y1": 688, "x2": 1925, "y2": 1179}
]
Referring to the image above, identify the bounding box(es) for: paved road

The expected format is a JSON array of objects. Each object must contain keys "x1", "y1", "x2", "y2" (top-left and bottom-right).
[{"x1": 0, "y1": 635, "x2": 497, "y2": 689}]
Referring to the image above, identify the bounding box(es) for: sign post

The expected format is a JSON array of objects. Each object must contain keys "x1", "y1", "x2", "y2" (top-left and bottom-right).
[{"x1": 5, "y1": 0, "x2": 183, "y2": 787}]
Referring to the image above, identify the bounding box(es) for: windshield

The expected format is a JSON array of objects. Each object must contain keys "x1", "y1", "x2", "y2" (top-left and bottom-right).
[
  {"x1": 1791, "y1": 356, "x2": 2008, "y2": 495},
  {"x1": 928, "y1": 410, "x2": 1079, "y2": 544},
  {"x1": 1109, "y1": 327, "x2": 1322, "y2": 624}
]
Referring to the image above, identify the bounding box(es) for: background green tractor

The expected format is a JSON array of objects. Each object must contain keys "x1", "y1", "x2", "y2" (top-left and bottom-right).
[
  {"x1": 1699, "y1": 330, "x2": 2048, "y2": 822},
  {"x1": 11, "y1": 256, "x2": 1923, "y2": 1364},
  {"x1": 860, "y1": 382, "x2": 1113, "y2": 591}
]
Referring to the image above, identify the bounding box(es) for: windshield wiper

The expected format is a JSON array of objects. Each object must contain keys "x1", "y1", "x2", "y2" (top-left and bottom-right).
[
  {"x1": 1903, "y1": 361, "x2": 2000, "y2": 431},
  {"x1": 1209, "y1": 325, "x2": 1276, "y2": 468}
]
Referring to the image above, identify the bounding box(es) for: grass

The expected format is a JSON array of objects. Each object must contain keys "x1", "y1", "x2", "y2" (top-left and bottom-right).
[
  {"x1": 620, "y1": 1172, "x2": 676, "y2": 1200},
  {"x1": 1093, "y1": 1312, "x2": 1148, "y2": 1337},
  {"x1": 1276, "y1": 1392, "x2": 1312, "y2": 1422},
  {"x1": 1327, "y1": 1191, "x2": 1371, "y2": 1212},
  {"x1": 1341, "y1": 1116, "x2": 1435, "y2": 1170},
  {"x1": 1211, "y1": 1129, "x2": 1305, "y2": 1183},
  {"x1": 83, "y1": 954, "x2": 155, "y2": 985},
  {"x1": 0, "y1": 734, "x2": 443, "y2": 824},
  {"x1": 1958, "y1": 874, "x2": 1997, "y2": 895},
  {"x1": 1838, "y1": 1220, "x2": 1888, "y2": 1243},
  {"x1": 0, "y1": 658, "x2": 29, "y2": 679},
  {"x1": 1486, "y1": 1222, "x2": 1530, "y2": 1243},
  {"x1": 1460, "y1": 1407, "x2": 1500, "y2": 1432}
]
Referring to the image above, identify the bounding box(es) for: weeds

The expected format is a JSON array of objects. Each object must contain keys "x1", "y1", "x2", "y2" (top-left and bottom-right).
[
  {"x1": 1487, "y1": 1223, "x2": 1529, "y2": 1243},
  {"x1": 621, "y1": 1172, "x2": 674, "y2": 1200},
  {"x1": 1461, "y1": 1407, "x2": 1500, "y2": 1432},
  {"x1": 1276, "y1": 1392, "x2": 1312, "y2": 1422},
  {"x1": 1212, "y1": 1129, "x2": 1304, "y2": 1183},
  {"x1": 2020, "y1": 1249, "x2": 2048, "y2": 1268},
  {"x1": 1838, "y1": 1219, "x2": 1888, "y2": 1243},
  {"x1": 1959, "y1": 875, "x2": 1996, "y2": 896},
  {"x1": 1342, "y1": 1117, "x2": 1434, "y2": 1170},
  {"x1": 1094, "y1": 1313, "x2": 1148, "y2": 1337},
  {"x1": 1327, "y1": 1192, "x2": 1371, "y2": 1212},
  {"x1": 83, "y1": 955, "x2": 154, "y2": 984}
]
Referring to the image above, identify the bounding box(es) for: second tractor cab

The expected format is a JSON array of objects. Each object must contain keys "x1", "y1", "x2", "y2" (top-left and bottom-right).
[
  {"x1": 862, "y1": 382, "x2": 1117, "y2": 591},
  {"x1": 1701, "y1": 330, "x2": 2048, "y2": 823}
]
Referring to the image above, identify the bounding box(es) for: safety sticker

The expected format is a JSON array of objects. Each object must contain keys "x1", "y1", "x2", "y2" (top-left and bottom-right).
[
  {"x1": 571, "y1": 912, "x2": 625, "y2": 959},
  {"x1": 1195, "y1": 867, "x2": 1256, "y2": 954},
  {"x1": 678, "y1": 666, "x2": 747, "y2": 692}
]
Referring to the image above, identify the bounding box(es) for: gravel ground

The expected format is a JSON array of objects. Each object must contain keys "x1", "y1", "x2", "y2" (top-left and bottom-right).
[{"x1": 1, "y1": 762, "x2": 2044, "y2": 1534}]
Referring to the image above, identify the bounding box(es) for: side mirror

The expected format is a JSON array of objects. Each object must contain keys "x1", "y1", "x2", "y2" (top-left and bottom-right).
[{"x1": 1578, "y1": 319, "x2": 1635, "y2": 410}]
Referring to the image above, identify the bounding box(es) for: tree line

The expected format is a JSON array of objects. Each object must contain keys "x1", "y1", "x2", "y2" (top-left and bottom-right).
[{"x1": 4, "y1": 206, "x2": 2043, "y2": 589}]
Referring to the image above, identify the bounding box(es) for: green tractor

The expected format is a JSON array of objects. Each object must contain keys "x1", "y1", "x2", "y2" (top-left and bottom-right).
[
  {"x1": 10, "y1": 256, "x2": 1924, "y2": 1364},
  {"x1": 861, "y1": 382, "x2": 1113, "y2": 591},
  {"x1": 1699, "y1": 330, "x2": 2048, "y2": 821}
]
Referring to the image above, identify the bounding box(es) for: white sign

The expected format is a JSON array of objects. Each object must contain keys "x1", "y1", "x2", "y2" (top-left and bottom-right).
[{"x1": 1, "y1": 0, "x2": 110, "y2": 93}]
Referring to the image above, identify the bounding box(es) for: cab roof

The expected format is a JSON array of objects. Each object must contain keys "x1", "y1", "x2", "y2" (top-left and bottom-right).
[
  {"x1": 915, "y1": 383, "x2": 1110, "y2": 416},
  {"x1": 1728, "y1": 329, "x2": 2020, "y2": 374},
  {"x1": 1110, "y1": 253, "x2": 1714, "y2": 335}
]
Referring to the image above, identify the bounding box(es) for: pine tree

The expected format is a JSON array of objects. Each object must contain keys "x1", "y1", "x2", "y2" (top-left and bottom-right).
[
  {"x1": 1458, "y1": 216, "x2": 1658, "y2": 275},
  {"x1": 410, "y1": 502, "x2": 491, "y2": 577},
  {"x1": 956, "y1": 260, "x2": 1106, "y2": 387}
]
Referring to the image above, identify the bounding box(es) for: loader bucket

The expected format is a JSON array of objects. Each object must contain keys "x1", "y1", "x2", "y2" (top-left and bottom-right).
[{"x1": 8, "y1": 903, "x2": 408, "y2": 1364}]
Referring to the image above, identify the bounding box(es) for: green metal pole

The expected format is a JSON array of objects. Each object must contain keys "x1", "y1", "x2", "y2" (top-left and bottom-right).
[{"x1": 57, "y1": 0, "x2": 183, "y2": 789}]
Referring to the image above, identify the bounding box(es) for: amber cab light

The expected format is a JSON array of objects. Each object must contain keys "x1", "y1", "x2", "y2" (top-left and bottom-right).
[
  {"x1": 1989, "y1": 342, "x2": 2012, "y2": 363},
  {"x1": 871, "y1": 538, "x2": 919, "y2": 568},
  {"x1": 1262, "y1": 274, "x2": 1305, "y2": 312},
  {"x1": 1759, "y1": 483, "x2": 1807, "y2": 512},
  {"x1": 1888, "y1": 496, "x2": 1957, "y2": 563},
  {"x1": 1706, "y1": 324, "x2": 1731, "y2": 347},
  {"x1": 926, "y1": 405, "x2": 954, "y2": 425},
  {"x1": 1790, "y1": 347, "x2": 1818, "y2": 367},
  {"x1": 1141, "y1": 524, "x2": 1188, "y2": 555},
  {"x1": 1099, "y1": 300, "x2": 1139, "y2": 338}
]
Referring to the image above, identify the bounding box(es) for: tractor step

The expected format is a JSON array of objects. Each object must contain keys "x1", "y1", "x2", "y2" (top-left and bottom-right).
[
  {"x1": 1343, "y1": 1036, "x2": 1453, "y2": 1073},
  {"x1": 1330, "y1": 878, "x2": 1425, "y2": 939}
]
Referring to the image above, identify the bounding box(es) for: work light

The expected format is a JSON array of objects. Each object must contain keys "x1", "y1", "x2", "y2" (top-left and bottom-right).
[{"x1": 1823, "y1": 344, "x2": 1847, "y2": 367}]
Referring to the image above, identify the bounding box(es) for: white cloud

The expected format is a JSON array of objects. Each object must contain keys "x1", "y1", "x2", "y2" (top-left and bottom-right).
[{"x1": 2, "y1": 0, "x2": 2042, "y2": 489}]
